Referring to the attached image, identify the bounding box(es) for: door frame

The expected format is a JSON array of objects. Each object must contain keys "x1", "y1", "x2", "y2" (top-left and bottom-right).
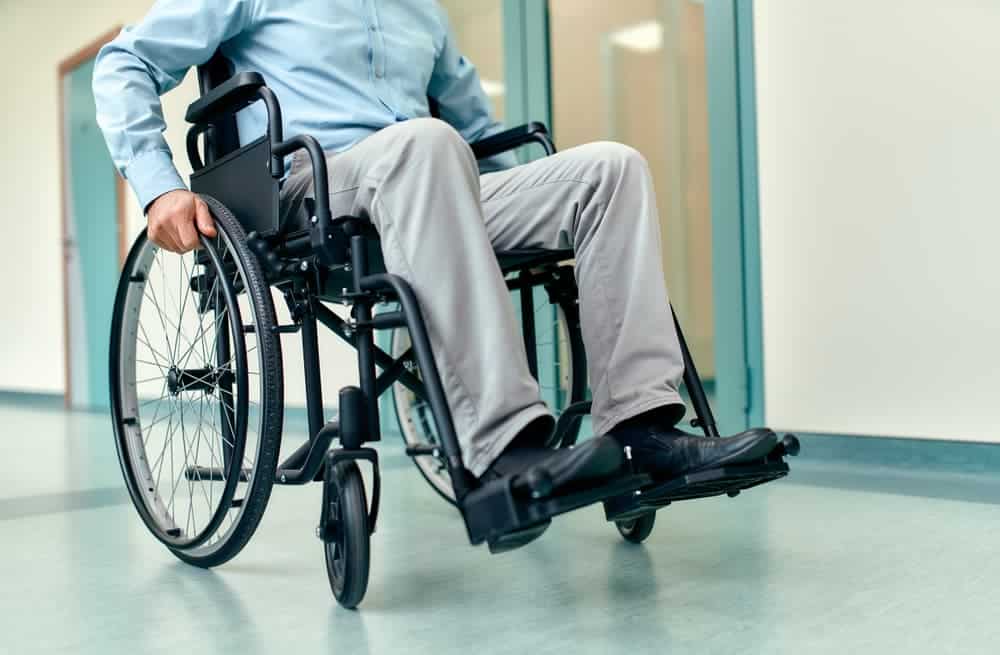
[
  {"x1": 58, "y1": 25, "x2": 126, "y2": 409},
  {"x1": 705, "y1": 0, "x2": 764, "y2": 431},
  {"x1": 503, "y1": 0, "x2": 551, "y2": 129}
]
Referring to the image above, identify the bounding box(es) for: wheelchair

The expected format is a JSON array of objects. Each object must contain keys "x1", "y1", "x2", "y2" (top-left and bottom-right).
[{"x1": 109, "y1": 53, "x2": 800, "y2": 609}]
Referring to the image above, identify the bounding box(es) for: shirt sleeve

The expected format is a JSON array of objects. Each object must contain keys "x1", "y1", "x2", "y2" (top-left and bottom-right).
[
  {"x1": 427, "y1": 10, "x2": 519, "y2": 173},
  {"x1": 93, "y1": 0, "x2": 256, "y2": 211}
]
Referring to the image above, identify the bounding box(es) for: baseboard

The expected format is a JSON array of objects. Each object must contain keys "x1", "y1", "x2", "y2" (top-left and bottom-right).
[
  {"x1": 795, "y1": 432, "x2": 1000, "y2": 477},
  {"x1": 787, "y1": 432, "x2": 1000, "y2": 505},
  {"x1": 0, "y1": 390, "x2": 64, "y2": 410}
]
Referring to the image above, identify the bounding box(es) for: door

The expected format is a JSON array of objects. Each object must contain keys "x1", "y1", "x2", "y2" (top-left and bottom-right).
[{"x1": 63, "y1": 57, "x2": 121, "y2": 411}]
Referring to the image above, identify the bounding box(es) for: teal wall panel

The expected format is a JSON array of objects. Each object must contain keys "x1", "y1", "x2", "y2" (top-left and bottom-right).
[
  {"x1": 705, "y1": 0, "x2": 749, "y2": 432},
  {"x1": 734, "y1": 0, "x2": 765, "y2": 428},
  {"x1": 503, "y1": 0, "x2": 551, "y2": 142},
  {"x1": 705, "y1": 0, "x2": 763, "y2": 431},
  {"x1": 66, "y1": 59, "x2": 119, "y2": 411}
]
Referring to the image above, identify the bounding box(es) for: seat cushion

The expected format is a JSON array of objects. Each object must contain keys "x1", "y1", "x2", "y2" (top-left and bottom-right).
[
  {"x1": 315, "y1": 238, "x2": 573, "y2": 302},
  {"x1": 496, "y1": 248, "x2": 574, "y2": 272}
]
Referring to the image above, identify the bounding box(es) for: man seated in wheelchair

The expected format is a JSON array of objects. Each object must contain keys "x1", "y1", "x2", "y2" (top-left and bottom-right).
[{"x1": 94, "y1": 0, "x2": 779, "y2": 496}]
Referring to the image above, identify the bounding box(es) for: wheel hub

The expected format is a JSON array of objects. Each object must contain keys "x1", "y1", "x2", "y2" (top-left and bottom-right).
[{"x1": 167, "y1": 365, "x2": 232, "y2": 395}]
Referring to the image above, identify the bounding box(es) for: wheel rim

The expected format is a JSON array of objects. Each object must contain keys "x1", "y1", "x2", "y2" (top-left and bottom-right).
[
  {"x1": 111, "y1": 228, "x2": 268, "y2": 555},
  {"x1": 324, "y1": 463, "x2": 367, "y2": 602},
  {"x1": 326, "y1": 494, "x2": 346, "y2": 596},
  {"x1": 331, "y1": 542, "x2": 346, "y2": 595},
  {"x1": 392, "y1": 300, "x2": 578, "y2": 502}
]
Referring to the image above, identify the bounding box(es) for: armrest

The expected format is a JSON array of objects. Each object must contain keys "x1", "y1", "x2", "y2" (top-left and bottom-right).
[
  {"x1": 469, "y1": 122, "x2": 556, "y2": 160},
  {"x1": 186, "y1": 72, "x2": 266, "y2": 124}
]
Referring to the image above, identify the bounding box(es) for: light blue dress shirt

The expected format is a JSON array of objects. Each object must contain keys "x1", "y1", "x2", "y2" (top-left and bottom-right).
[{"x1": 93, "y1": 0, "x2": 514, "y2": 210}]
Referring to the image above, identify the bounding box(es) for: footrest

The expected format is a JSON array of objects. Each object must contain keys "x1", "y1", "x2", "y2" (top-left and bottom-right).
[
  {"x1": 486, "y1": 521, "x2": 551, "y2": 554},
  {"x1": 604, "y1": 460, "x2": 789, "y2": 523},
  {"x1": 463, "y1": 473, "x2": 651, "y2": 551}
]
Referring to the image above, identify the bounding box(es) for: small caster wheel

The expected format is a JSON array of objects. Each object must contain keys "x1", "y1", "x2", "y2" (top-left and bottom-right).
[
  {"x1": 780, "y1": 434, "x2": 801, "y2": 457},
  {"x1": 323, "y1": 461, "x2": 370, "y2": 609},
  {"x1": 616, "y1": 511, "x2": 656, "y2": 544}
]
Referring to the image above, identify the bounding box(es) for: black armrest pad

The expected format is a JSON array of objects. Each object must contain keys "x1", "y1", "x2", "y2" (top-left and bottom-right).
[
  {"x1": 470, "y1": 122, "x2": 554, "y2": 160},
  {"x1": 186, "y1": 72, "x2": 266, "y2": 124}
]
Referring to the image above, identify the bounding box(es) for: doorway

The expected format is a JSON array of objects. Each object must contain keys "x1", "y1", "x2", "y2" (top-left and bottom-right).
[{"x1": 60, "y1": 27, "x2": 125, "y2": 411}]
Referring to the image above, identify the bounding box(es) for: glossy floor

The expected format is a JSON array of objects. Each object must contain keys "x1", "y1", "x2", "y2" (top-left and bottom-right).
[{"x1": 2, "y1": 400, "x2": 998, "y2": 655}]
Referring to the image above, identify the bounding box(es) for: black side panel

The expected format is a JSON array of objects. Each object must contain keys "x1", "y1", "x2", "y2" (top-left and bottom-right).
[{"x1": 190, "y1": 136, "x2": 280, "y2": 237}]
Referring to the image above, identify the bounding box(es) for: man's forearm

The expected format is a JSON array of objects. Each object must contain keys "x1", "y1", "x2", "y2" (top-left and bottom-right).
[
  {"x1": 91, "y1": 0, "x2": 253, "y2": 212},
  {"x1": 93, "y1": 40, "x2": 187, "y2": 212}
]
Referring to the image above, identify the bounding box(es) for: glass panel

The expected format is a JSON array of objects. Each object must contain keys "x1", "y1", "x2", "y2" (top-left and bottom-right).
[
  {"x1": 548, "y1": 0, "x2": 715, "y2": 377},
  {"x1": 439, "y1": 0, "x2": 506, "y2": 122}
]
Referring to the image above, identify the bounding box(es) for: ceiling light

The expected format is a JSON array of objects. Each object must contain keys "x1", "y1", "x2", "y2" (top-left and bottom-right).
[
  {"x1": 609, "y1": 20, "x2": 663, "y2": 53},
  {"x1": 480, "y1": 79, "x2": 506, "y2": 97}
]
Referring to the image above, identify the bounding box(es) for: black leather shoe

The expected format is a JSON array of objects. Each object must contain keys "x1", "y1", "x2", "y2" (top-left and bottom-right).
[
  {"x1": 610, "y1": 425, "x2": 779, "y2": 480},
  {"x1": 480, "y1": 435, "x2": 625, "y2": 497}
]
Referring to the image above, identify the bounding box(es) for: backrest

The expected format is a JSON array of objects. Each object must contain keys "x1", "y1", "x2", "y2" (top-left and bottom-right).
[{"x1": 196, "y1": 51, "x2": 242, "y2": 163}]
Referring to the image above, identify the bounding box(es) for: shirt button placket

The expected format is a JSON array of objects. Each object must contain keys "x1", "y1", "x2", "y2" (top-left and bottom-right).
[{"x1": 369, "y1": 1, "x2": 384, "y2": 79}]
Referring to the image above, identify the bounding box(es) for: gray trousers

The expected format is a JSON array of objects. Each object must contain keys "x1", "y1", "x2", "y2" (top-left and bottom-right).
[{"x1": 281, "y1": 118, "x2": 685, "y2": 477}]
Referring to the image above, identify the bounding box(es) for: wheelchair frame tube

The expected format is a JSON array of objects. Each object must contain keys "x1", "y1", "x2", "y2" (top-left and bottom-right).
[
  {"x1": 360, "y1": 273, "x2": 470, "y2": 500},
  {"x1": 272, "y1": 134, "x2": 330, "y2": 223},
  {"x1": 216, "y1": 308, "x2": 236, "y2": 473},
  {"x1": 351, "y1": 235, "x2": 381, "y2": 441},
  {"x1": 519, "y1": 274, "x2": 539, "y2": 380},
  {"x1": 671, "y1": 306, "x2": 720, "y2": 438},
  {"x1": 312, "y1": 303, "x2": 427, "y2": 398},
  {"x1": 253, "y1": 86, "x2": 285, "y2": 177},
  {"x1": 300, "y1": 294, "x2": 326, "y2": 441}
]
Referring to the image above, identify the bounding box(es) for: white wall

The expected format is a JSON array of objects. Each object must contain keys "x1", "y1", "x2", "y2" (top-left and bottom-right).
[
  {"x1": 0, "y1": 0, "x2": 357, "y2": 403},
  {"x1": 754, "y1": 0, "x2": 1000, "y2": 441}
]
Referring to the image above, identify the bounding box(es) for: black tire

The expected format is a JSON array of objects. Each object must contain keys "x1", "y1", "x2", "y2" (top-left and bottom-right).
[
  {"x1": 551, "y1": 298, "x2": 588, "y2": 448},
  {"x1": 616, "y1": 512, "x2": 656, "y2": 544},
  {"x1": 110, "y1": 195, "x2": 283, "y2": 568},
  {"x1": 391, "y1": 294, "x2": 587, "y2": 505},
  {"x1": 324, "y1": 461, "x2": 371, "y2": 609}
]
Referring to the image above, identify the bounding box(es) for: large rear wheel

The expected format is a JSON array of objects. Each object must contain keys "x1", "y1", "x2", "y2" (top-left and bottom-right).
[{"x1": 109, "y1": 196, "x2": 283, "y2": 567}]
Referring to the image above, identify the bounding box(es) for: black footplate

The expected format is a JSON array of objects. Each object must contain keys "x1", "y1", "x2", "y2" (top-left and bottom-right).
[
  {"x1": 603, "y1": 459, "x2": 790, "y2": 523},
  {"x1": 463, "y1": 473, "x2": 652, "y2": 553}
]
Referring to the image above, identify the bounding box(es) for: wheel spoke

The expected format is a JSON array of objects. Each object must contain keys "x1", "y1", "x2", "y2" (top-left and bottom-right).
[
  {"x1": 178, "y1": 397, "x2": 196, "y2": 536},
  {"x1": 174, "y1": 254, "x2": 193, "y2": 369},
  {"x1": 115, "y1": 225, "x2": 275, "y2": 555},
  {"x1": 143, "y1": 281, "x2": 175, "y2": 366},
  {"x1": 136, "y1": 322, "x2": 172, "y2": 371},
  {"x1": 141, "y1": 402, "x2": 174, "y2": 443},
  {"x1": 135, "y1": 374, "x2": 168, "y2": 385},
  {"x1": 151, "y1": 397, "x2": 177, "y2": 503},
  {"x1": 139, "y1": 388, "x2": 171, "y2": 409}
]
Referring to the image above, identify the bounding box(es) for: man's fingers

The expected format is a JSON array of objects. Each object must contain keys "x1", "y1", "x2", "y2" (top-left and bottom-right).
[
  {"x1": 176, "y1": 215, "x2": 201, "y2": 253},
  {"x1": 195, "y1": 199, "x2": 217, "y2": 237},
  {"x1": 160, "y1": 231, "x2": 182, "y2": 253},
  {"x1": 149, "y1": 223, "x2": 180, "y2": 252}
]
